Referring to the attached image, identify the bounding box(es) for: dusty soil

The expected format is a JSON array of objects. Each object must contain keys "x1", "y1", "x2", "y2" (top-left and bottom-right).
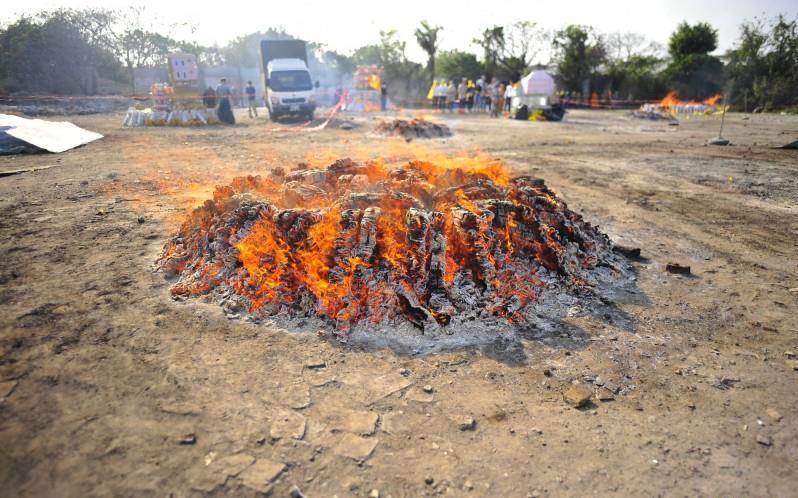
[{"x1": 1, "y1": 108, "x2": 797, "y2": 497}]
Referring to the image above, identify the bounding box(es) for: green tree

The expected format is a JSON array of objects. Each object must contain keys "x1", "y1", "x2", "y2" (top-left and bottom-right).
[
  {"x1": 414, "y1": 21, "x2": 442, "y2": 87},
  {"x1": 605, "y1": 55, "x2": 667, "y2": 99},
  {"x1": 726, "y1": 15, "x2": 798, "y2": 110},
  {"x1": 498, "y1": 21, "x2": 548, "y2": 81},
  {"x1": 553, "y1": 25, "x2": 606, "y2": 94},
  {"x1": 603, "y1": 32, "x2": 666, "y2": 99},
  {"x1": 663, "y1": 22, "x2": 724, "y2": 99},
  {"x1": 473, "y1": 26, "x2": 504, "y2": 78},
  {"x1": 436, "y1": 50, "x2": 483, "y2": 81},
  {"x1": 0, "y1": 9, "x2": 123, "y2": 94}
]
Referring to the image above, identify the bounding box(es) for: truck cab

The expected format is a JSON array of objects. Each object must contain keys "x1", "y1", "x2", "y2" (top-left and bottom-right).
[{"x1": 261, "y1": 40, "x2": 318, "y2": 121}]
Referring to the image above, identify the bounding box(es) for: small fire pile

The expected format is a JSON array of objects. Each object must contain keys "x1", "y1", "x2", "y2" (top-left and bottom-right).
[
  {"x1": 158, "y1": 157, "x2": 620, "y2": 334},
  {"x1": 636, "y1": 91, "x2": 722, "y2": 119},
  {"x1": 375, "y1": 118, "x2": 452, "y2": 139}
]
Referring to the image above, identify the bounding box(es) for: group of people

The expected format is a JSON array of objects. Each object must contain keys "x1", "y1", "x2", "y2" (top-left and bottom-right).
[
  {"x1": 430, "y1": 76, "x2": 514, "y2": 117},
  {"x1": 201, "y1": 78, "x2": 260, "y2": 125}
]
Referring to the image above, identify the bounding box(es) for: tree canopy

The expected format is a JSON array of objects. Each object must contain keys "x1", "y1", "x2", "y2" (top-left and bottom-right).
[
  {"x1": 436, "y1": 50, "x2": 483, "y2": 81},
  {"x1": 663, "y1": 21, "x2": 724, "y2": 99},
  {"x1": 553, "y1": 25, "x2": 606, "y2": 93}
]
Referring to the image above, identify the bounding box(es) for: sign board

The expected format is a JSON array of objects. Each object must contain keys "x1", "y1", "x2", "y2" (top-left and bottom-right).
[{"x1": 168, "y1": 53, "x2": 200, "y2": 94}]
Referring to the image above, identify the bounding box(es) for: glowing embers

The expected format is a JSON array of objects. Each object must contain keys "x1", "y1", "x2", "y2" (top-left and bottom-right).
[{"x1": 158, "y1": 158, "x2": 614, "y2": 331}]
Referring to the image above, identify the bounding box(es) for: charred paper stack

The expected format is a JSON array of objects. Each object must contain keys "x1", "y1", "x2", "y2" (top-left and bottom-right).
[
  {"x1": 374, "y1": 118, "x2": 452, "y2": 139},
  {"x1": 158, "y1": 158, "x2": 617, "y2": 332}
]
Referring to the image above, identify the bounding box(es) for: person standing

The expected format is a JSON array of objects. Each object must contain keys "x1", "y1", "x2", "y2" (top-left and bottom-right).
[
  {"x1": 202, "y1": 86, "x2": 217, "y2": 109},
  {"x1": 446, "y1": 81, "x2": 457, "y2": 112},
  {"x1": 215, "y1": 78, "x2": 235, "y2": 125},
  {"x1": 380, "y1": 83, "x2": 388, "y2": 111},
  {"x1": 490, "y1": 79, "x2": 501, "y2": 117},
  {"x1": 475, "y1": 75, "x2": 485, "y2": 111},
  {"x1": 457, "y1": 78, "x2": 467, "y2": 113},
  {"x1": 504, "y1": 82, "x2": 514, "y2": 113},
  {"x1": 245, "y1": 81, "x2": 258, "y2": 118},
  {"x1": 436, "y1": 80, "x2": 447, "y2": 110}
]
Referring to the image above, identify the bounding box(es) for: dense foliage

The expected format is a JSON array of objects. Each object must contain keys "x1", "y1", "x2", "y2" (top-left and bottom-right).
[
  {"x1": 436, "y1": 50, "x2": 483, "y2": 81},
  {"x1": 552, "y1": 25, "x2": 606, "y2": 93},
  {"x1": 0, "y1": 10, "x2": 121, "y2": 94},
  {"x1": 662, "y1": 22, "x2": 724, "y2": 99},
  {"x1": 726, "y1": 15, "x2": 798, "y2": 111}
]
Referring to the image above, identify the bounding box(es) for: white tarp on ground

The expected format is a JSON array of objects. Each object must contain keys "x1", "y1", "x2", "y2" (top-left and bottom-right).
[
  {"x1": 0, "y1": 114, "x2": 103, "y2": 153},
  {"x1": 520, "y1": 70, "x2": 556, "y2": 96}
]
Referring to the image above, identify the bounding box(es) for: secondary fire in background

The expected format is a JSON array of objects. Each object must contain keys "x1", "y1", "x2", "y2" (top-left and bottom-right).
[
  {"x1": 158, "y1": 156, "x2": 623, "y2": 334},
  {"x1": 637, "y1": 91, "x2": 723, "y2": 117}
]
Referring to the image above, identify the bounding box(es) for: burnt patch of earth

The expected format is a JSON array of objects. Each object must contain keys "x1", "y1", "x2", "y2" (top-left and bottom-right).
[{"x1": 157, "y1": 157, "x2": 636, "y2": 355}]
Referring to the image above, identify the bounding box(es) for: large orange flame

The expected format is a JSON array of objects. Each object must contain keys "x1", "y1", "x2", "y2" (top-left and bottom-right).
[
  {"x1": 158, "y1": 156, "x2": 612, "y2": 330},
  {"x1": 659, "y1": 91, "x2": 722, "y2": 109}
]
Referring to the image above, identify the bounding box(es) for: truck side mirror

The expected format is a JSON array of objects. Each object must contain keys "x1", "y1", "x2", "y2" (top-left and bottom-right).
[{"x1": 315, "y1": 81, "x2": 320, "y2": 89}]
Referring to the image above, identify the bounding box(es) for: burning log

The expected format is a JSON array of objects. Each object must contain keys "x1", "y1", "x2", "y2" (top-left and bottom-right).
[
  {"x1": 158, "y1": 157, "x2": 619, "y2": 332},
  {"x1": 375, "y1": 118, "x2": 452, "y2": 139}
]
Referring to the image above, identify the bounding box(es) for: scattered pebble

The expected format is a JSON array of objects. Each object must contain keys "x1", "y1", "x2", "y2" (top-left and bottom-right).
[
  {"x1": 458, "y1": 416, "x2": 477, "y2": 431},
  {"x1": 422, "y1": 384, "x2": 434, "y2": 393},
  {"x1": 305, "y1": 358, "x2": 326, "y2": 369},
  {"x1": 178, "y1": 433, "x2": 196, "y2": 445},
  {"x1": 332, "y1": 433, "x2": 379, "y2": 461},
  {"x1": 597, "y1": 388, "x2": 615, "y2": 401},
  {"x1": 665, "y1": 262, "x2": 691, "y2": 275},
  {"x1": 756, "y1": 435, "x2": 772, "y2": 446},
  {"x1": 563, "y1": 384, "x2": 593, "y2": 408},
  {"x1": 289, "y1": 484, "x2": 307, "y2": 498},
  {"x1": 239, "y1": 458, "x2": 286, "y2": 493},
  {"x1": 766, "y1": 408, "x2": 783, "y2": 422}
]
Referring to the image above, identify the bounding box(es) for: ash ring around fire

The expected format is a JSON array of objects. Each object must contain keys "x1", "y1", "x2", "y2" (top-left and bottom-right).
[{"x1": 157, "y1": 157, "x2": 640, "y2": 359}]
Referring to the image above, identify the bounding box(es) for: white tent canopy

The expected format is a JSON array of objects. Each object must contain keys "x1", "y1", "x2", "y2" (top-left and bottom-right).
[{"x1": 520, "y1": 70, "x2": 556, "y2": 96}]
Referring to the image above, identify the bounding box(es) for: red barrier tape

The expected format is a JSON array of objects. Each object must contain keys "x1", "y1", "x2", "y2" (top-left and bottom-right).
[{"x1": 264, "y1": 99, "x2": 343, "y2": 134}]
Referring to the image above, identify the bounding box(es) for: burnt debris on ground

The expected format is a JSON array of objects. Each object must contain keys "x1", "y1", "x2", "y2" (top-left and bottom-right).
[
  {"x1": 158, "y1": 157, "x2": 635, "y2": 352},
  {"x1": 374, "y1": 118, "x2": 452, "y2": 139}
]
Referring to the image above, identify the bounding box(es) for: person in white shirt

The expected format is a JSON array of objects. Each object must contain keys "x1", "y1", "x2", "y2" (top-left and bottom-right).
[
  {"x1": 504, "y1": 83, "x2": 515, "y2": 113},
  {"x1": 435, "y1": 81, "x2": 447, "y2": 110}
]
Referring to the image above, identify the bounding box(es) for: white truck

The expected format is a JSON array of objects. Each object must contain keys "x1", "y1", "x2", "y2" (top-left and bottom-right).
[{"x1": 260, "y1": 40, "x2": 319, "y2": 121}]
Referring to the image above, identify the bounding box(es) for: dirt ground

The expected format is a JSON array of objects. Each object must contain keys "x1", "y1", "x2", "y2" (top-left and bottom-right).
[{"x1": 1, "y1": 108, "x2": 797, "y2": 497}]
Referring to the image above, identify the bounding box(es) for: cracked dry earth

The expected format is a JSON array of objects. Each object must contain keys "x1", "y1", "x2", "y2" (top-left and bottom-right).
[{"x1": 1, "y1": 109, "x2": 797, "y2": 497}]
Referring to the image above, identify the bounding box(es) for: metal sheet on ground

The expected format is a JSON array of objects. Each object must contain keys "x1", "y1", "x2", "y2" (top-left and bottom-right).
[{"x1": 0, "y1": 114, "x2": 103, "y2": 153}]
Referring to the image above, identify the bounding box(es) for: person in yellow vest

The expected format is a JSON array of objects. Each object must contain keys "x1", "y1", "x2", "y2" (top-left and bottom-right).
[{"x1": 427, "y1": 79, "x2": 437, "y2": 107}]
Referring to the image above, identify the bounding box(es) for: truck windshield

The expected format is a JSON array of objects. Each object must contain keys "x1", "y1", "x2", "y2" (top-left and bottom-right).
[{"x1": 270, "y1": 71, "x2": 312, "y2": 92}]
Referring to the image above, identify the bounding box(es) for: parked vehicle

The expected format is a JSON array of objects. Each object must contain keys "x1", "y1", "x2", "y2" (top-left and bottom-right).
[{"x1": 260, "y1": 40, "x2": 319, "y2": 121}]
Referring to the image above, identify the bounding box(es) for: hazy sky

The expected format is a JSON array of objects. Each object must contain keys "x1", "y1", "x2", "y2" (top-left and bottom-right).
[{"x1": 6, "y1": 0, "x2": 797, "y2": 63}]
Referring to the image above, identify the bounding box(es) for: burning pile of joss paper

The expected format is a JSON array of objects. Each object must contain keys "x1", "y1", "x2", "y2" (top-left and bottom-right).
[
  {"x1": 158, "y1": 157, "x2": 622, "y2": 334},
  {"x1": 375, "y1": 118, "x2": 452, "y2": 139},
  {"x1": 635, "y1": 91, "x2": 722, "y2": 119}
]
